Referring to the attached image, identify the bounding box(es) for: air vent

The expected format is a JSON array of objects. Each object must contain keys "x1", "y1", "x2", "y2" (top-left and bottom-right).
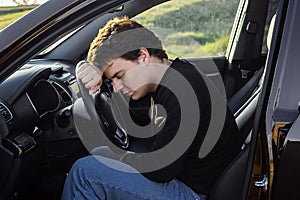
[
  {"x1": 52, "y1": 82, "x2": 72, "y2": 104},
  {"x1": 0, "y1": 102, "x2": 13, "y2": 122}
]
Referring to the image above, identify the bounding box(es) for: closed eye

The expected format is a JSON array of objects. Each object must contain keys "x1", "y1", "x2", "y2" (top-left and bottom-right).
[{"x1": 116, "y1": 72, "x2": 125, "y2": 79}]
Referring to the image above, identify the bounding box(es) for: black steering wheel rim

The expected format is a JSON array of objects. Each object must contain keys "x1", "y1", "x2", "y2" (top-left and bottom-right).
[{"x1": 75, "y1": 61, "x2": 129, "y2": 149}]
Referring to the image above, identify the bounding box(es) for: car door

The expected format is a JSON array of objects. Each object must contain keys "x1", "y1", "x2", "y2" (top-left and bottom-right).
[
  {"x1": 261, "y1": 0, "x2": 300, "y2": 199},
  {"x1": 240, "y1": 0, "x2": 300, "y2": 199}
]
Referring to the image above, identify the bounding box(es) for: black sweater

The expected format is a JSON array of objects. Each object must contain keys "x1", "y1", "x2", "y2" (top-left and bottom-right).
[{"x1": 121, "y1": 58, "x2": 242, "y2": 195}]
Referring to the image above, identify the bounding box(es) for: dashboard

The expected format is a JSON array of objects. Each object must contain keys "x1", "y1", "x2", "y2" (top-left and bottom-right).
[
  {"x1": 0, "y1": 59, "x2": 84, "y2": 166},
  {"x1": 0, "y1": 59, "x2": 90, "y2": 198}
]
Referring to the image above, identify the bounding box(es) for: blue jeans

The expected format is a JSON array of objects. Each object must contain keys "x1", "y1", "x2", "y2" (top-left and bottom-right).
[{"x1": 61, "y1": 155, "x2": 205, "y2": 200}]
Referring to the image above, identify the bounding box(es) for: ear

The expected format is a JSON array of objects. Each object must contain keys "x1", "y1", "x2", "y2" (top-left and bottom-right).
[{"x1": 138, "y1": 47, "x2": 151, "y2": 65}]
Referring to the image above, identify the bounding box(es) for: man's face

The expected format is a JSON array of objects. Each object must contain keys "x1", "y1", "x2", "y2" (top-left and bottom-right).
[{"x1": 104, "y1": 57, "x2": 156, "y2": 100}]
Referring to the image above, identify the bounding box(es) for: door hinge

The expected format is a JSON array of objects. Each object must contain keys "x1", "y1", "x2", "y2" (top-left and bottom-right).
[{"x1": 254, "y1": 174, "x2": 268, "y2": 192}]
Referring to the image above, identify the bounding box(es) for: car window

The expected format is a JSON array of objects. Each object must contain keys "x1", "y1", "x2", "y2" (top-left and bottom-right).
[{"x1": 133, "y1": 0, "x2": 239, "y2": 59}]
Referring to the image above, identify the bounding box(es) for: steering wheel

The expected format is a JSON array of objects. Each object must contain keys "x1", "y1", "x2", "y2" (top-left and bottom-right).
[{"x1": 75, "y1": 61, "x2": 129, "y2": 149}]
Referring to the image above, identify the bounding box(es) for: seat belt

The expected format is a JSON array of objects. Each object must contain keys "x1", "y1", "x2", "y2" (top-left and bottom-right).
[
  {"x1": 225, "y1": 20, "x2": 259, "y2": 99},
  {"x1": 228, "y1": 67, "x2": 263, "y2": 114},
  {"x1": 239, "y1": 20, "x2": 258, "y2": 79}
]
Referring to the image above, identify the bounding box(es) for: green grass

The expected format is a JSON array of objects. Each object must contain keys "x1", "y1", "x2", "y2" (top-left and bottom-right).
[
  {"x1": 132, "y1": 0, "x2": 201, "y2": 25},
  {"x1": 133, "y1": 0, "x2": 239, "y2": 58},
  {"x1": 0, "y1": 5, "x2": 36, "y2": 30}
]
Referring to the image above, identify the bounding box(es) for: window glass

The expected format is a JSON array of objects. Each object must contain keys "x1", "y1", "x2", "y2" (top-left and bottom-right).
[{"x1": 133, "y1": 0, "x2": 239, "y2": 59}]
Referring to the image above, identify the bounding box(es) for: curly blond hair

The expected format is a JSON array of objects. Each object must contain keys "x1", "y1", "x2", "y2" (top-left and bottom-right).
[{"x1": 87, "y1": 16, "x2": 167, "y2": 68}]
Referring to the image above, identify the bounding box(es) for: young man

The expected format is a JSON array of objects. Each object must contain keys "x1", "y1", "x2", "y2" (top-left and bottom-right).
[{"x1": 62, "y1": 16, "x2": 242, "y2": 200}]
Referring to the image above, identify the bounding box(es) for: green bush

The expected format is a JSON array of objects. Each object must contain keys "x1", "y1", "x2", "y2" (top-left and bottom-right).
[
  {"x1": 203, "y1": 35, "x2": 230, "y2": 55},
  {"x1": 165, "y1": 32, "x2": 213, "y2": 45}
]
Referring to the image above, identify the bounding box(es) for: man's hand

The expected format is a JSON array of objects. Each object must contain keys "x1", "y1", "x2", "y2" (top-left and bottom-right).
[{"x1": 76, "y1": 62, "x2": 103, "y2": 95}]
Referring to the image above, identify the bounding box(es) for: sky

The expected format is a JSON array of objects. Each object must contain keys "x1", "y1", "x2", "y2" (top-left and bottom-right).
[{"x1": 0, "y1": 0, "x2": 48, "y2": 6}]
